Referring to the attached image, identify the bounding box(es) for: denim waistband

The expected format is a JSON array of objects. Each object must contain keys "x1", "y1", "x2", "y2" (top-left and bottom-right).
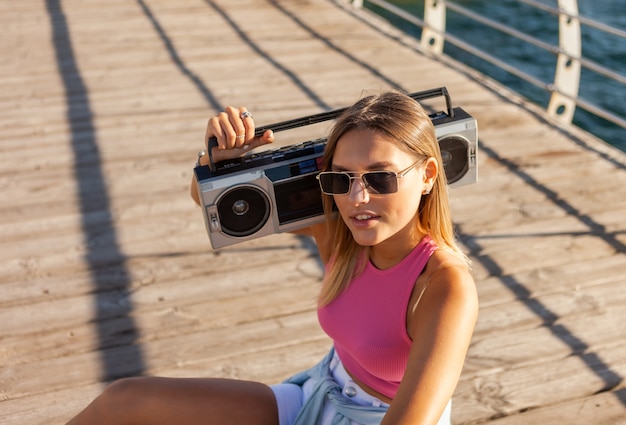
[{"x1": 329, "y1": 351, "x2": 389, "y2": 408}]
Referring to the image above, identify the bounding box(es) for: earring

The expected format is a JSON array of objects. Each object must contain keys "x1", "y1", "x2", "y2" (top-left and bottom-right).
[{"x1": 423, "y1": 188, "x2": 431, "y2": 195}]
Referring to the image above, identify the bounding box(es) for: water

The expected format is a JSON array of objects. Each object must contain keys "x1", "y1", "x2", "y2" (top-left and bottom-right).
[{"x1": 366, "y1": 0, "x2": 626, "y2": 152}]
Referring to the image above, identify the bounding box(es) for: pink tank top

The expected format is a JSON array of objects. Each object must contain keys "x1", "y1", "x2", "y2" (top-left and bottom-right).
[{"x1": 317, "y1": 235, "x2": 438, "y2": 399}]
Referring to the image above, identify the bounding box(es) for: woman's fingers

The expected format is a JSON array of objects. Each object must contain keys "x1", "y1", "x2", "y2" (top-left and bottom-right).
[
  {"x1": 239, "y1": 107, "x2": 254, "y2": 145},
  {"x1": 207, "y1": 106, "x2": 253, "y2": 150},
  {"x1": 204, "y1": 107, "x2": 274, "y2": 163}
]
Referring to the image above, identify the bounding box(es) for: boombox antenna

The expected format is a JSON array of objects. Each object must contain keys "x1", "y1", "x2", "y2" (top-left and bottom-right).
[{"x1": 207, "y1": 86, "x2": 454, "y2": 171}]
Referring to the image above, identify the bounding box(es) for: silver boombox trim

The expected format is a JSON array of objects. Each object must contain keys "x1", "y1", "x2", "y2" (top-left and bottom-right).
[{"x1": 194, "y1": 87, "x2": 477, "y2": 249}]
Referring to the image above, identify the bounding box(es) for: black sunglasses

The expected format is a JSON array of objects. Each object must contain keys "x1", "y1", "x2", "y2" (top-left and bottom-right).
[{"x1": 316, "y1": 160, "x2": 422, "y2": 195}]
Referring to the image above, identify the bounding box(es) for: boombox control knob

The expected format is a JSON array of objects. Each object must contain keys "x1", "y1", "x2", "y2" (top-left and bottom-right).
[{"x1": 209, "y1": 212, "x2": 220, "y2": 231}]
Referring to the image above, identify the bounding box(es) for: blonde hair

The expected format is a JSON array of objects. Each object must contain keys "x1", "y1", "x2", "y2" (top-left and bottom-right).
[{"x1": 318, "y1": 90, "x2": 469, "y2": 306}]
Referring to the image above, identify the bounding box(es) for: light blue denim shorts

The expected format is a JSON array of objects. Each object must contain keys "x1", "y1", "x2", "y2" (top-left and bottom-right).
[{"x1": 270, "y1": 351, "x2": 451, "y2": 425}]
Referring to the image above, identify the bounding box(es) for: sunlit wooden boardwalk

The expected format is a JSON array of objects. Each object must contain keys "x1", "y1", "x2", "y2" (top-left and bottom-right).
[{"x1": 1, "y1": 0, "x2": 625, "y2": 424}]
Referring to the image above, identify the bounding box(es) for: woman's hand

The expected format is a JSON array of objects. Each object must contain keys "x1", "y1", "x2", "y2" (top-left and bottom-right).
[
  {"x1": 205, "y1": 106, "x2": 274, "y2": 163},
  {"x1": 191, "y1": 106, "x2": 274, "y2": 205}
]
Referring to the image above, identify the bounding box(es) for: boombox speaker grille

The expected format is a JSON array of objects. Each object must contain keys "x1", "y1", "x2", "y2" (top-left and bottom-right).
[
  {"x1": 217, "y1": 186, "x2": 271, "y2": 237},
  {"x1": 439, "y1": 135, "x2": 470, "y2": 185}
]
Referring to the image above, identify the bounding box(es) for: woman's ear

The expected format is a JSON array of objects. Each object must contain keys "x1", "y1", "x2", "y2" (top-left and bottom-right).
[{"x1": 423, "y1": 157, "x2": 438, "y2": 189}]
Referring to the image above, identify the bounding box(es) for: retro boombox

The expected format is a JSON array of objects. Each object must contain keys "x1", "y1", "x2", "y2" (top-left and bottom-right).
[{"x1": 194, "y1": 87, "x2": 477, "y2": 249}]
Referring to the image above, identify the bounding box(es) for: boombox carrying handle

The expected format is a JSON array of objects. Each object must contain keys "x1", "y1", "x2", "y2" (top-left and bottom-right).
[{"x1": 207, "y1": 87, "x2": 453, "y2": 172}]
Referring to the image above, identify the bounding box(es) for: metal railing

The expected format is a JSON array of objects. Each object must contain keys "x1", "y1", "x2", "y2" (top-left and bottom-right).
[{"x1": 351, "y1": 0, "x2": 626, "y2": 134}]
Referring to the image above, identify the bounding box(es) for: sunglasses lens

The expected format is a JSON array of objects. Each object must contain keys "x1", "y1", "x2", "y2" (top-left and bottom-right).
[
  {"x1": 363, "y1": 172, "x2": 397, "y2": 194},
  {"x1": 318, "y1": 171, "x2": 400, "y2": 195},
  {"x1": 319, "y1": 173, "x2": 350, "y2": 194}
]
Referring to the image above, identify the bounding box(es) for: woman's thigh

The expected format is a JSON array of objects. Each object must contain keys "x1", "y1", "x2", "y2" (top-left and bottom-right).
[{"x1": 66, "y1": 376, "x2": 279, "y2": 425}]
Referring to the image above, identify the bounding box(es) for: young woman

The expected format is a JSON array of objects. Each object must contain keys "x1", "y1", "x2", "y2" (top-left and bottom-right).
[{"x1": 67, "y1": 90, "x2": 478, "y2": 425}]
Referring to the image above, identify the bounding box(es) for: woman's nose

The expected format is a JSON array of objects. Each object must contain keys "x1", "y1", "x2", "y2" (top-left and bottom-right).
[{"x1": 348, "y1": 177, "x2": 370, "y2": 203}]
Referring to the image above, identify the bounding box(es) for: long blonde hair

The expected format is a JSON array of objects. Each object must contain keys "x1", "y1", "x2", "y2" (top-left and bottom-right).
[{"x1": 318, "y1": 90, "x2": 469, "y2": 306}]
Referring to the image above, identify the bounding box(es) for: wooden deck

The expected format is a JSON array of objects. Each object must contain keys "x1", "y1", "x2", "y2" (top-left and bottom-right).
[{"x1": 2, "y1": 0, "x2": 625, "y2": 423}]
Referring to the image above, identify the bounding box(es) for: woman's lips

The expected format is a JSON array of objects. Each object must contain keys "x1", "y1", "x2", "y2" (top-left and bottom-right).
[{"x1": 350, "y1": 213, "x2": 380, "y2": 226}]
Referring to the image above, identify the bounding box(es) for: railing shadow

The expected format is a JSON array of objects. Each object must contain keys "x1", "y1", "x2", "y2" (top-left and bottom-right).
[
  {"x1": 478, "y1": 141, "x2": 626, "y2": 254},
  {"x1": 136, "y1": 0, "x2": 223, "y2": 111},
  {"x1": 456, "y1": 138, "x2": 625, "y2": 407},
  {"x1": 205, "y1": 0, "x2": 331, "y2": 111},
  {"x1": 268, "y1": 0, "x2": 404, "y2": 92},
  {"x1": 45, "y1": 0, "x2": 145, "y2": 381}
]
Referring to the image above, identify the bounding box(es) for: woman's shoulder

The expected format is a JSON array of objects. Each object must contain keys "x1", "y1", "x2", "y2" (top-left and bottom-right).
[
  {"x1": 428, "y1": 248, "x2": 470, "y2": 271},
  {"x1": 406, "y1": 247, "x2": 478, "y2": 340},
  {"x1": 421, "y1": 249, "x2": 476, "y2": 302}
]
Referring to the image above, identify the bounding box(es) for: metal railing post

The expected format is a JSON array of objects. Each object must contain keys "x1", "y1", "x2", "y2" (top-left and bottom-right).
[
  {"x1": 421, "y1": 0, "x2": 446, "y2": 54},
  {"x1": 547, "y1": 0, "x2": 581, "y2": 123}
]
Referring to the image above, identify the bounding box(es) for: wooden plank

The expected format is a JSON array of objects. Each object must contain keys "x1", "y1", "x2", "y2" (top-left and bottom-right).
[
  {"x1": 2, "y1": 258, "x2": 323, "y2": 362},
  {"x1": 1, "y1": 310, "x2": 329, "y2": 401},
  {"x1": 459, "y1": 391, "x2": 626, "y2": 425},
  {"x1": 475, "y1": 255, "x2": 626, "y2": 308},
  {"x1": 453, "y1": 340, "x2": 626, "y2": 423}
]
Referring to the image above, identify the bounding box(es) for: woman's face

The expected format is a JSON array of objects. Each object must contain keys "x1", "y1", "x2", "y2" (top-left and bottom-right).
[{"x1": 331, "y1": 128, "x2": 433, "y2": 257}]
